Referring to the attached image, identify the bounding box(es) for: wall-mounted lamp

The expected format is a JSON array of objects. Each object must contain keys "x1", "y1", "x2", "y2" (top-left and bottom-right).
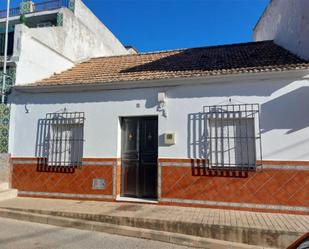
[
  {"x1": 158, "y1": 91, "x2": 167, "y2": 117},
  {"x1": 24, "y1": 104, "x2": 29, "y2": 113}
]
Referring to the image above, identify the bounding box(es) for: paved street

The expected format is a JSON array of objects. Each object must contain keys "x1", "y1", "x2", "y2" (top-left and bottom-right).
[{"x1": 0, "y1": 217, "x2": 192, "y2": 249}]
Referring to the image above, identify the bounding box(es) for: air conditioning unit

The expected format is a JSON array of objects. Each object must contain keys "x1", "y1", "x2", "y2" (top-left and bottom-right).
[{"x1": 20, "y1": 1, "x2": 35, "y2": 14}]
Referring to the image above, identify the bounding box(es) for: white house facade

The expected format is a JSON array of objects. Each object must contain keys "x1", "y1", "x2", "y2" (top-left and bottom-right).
[{"x1": 8, "y1": 41, "x2": 309, "y2": 214}]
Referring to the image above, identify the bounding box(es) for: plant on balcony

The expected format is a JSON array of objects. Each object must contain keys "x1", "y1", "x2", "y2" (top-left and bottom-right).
[
  {"x1": 20, "y1": 14, "x2": 27, "y2": 26},
  {"x1": 20, "y1": 0, "x2": 35, "y2": 15}
]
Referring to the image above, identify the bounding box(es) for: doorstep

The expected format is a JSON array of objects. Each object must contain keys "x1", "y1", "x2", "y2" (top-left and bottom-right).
[{"x1": 116, "y1": 196, "x2": 159, "y2": 204}]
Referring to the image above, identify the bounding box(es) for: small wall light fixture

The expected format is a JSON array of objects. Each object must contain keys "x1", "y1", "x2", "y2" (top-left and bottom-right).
[
  {"x1": 158, "y1": 91, "x2": 167, "y2": 117},
  {"x1": 24, "y1": 104, "x2": 29, "y2": 113}
]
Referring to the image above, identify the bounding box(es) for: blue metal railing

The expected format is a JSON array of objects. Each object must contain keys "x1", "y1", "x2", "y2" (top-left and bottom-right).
[{"x1": 0, "y1": 0, "x2": 70, "y2": 19}]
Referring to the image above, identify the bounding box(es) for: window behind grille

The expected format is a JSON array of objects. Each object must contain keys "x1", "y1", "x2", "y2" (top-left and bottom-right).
[
  {"x1": 209, "y1": 118, "x2": 256, "y2": 168},
  {"x1": 36, "y1": 112, "x2": 84, "y2": 167},
  {"x1": 204, "y1": 104, "x2": 262, "y2": 171}
]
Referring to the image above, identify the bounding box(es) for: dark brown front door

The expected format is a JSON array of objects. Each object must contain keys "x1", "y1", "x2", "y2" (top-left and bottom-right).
[{"x1": 121, "y1": 116, "x2": 158, "y2": 199}]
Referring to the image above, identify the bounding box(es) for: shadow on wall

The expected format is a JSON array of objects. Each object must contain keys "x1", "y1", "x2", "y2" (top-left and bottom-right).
[
  {"x1": 34, "y1": 116, "x2": 83, "y2": 172},
  {"x1": 35, "y1": 119, "x2": 48, "y2": 160},
  {"x1": 191, "y1": 162, "x2": 249, "y2": 178},
  {"x1": 261, "y1": 86, "x2": 309, "y2": 134},
  {"x1": 187, "y1": 86, "x2": 309, "y2": 161},
  {"x1": 187, "y1": 112, "x2": 209, "y2": 159},
  {"x1": 187, "y1": 120, "x2": 250, "y2": 178}
]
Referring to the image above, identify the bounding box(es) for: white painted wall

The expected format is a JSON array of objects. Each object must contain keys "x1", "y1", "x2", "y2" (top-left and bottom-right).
[
  {"x1": 74, "y1": 0, "x2": 128, "y2": 56},
  {"x1": 8, "y1": 74, "x2": 309, "y2": 162},
  {"x1": 29, "y1": 8, "x2": 128, "y2": 62},
  {"x1": 14, "y1": 25, "x2": 74, "y2": 85},
  {"x1": 254, "y1": 0, "x2": 309, "y2": 60}
]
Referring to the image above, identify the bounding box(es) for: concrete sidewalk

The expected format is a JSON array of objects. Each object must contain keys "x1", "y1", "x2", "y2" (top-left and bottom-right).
[{"x1": 0, "y1": 197, "x2": 307, "y2": 248}]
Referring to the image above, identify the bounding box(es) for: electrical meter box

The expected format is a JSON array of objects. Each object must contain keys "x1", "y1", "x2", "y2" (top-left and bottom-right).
[{"x1": 164, "y1": 133, "x2": 175, "y2": 145}]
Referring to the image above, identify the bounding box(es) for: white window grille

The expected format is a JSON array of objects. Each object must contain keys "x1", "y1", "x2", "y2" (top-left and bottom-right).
[
  {"x1": 204, "y1": 104, "x2": 262, "y2": 171},
  {"x1": 36, "y1": 112, "x2": 84, "y2": 167}
]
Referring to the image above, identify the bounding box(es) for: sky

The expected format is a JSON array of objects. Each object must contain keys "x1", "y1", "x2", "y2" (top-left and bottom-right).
[{"x1": 1, "y1": 0, "x2": 269, "y2": 52}]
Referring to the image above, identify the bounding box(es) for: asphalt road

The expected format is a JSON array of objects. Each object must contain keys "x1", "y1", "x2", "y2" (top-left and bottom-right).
[{"x1": 0, "y1": 217, "x2": 193, "y2": 249}]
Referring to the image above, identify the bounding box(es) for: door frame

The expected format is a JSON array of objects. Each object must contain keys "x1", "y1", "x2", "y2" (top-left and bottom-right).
[{"x1": 120, "y1": 115, "x2": 159, "y2": 199}]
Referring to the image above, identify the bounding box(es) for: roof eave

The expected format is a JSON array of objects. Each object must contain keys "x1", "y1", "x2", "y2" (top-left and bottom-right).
[{"x1": 13, "y1": 68, "x2": 309, "y2": 94}]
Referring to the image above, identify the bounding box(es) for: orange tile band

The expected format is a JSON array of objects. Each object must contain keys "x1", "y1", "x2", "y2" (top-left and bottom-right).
[
  {"x1": 160, "y1": 158, "x2": 309, "y2": 166},
  {"x1": 257, "y1": 160, "x2": 309, "y2": 166},
  {"x1": 12, "y1": 163, "x2": 115, "y2": 197},
  {"x1": 10, "y1": 157, "x2": 309, "y2": 214},
  {"x1": 160, "y1": 165, "x2": 309, "y2": 209}
]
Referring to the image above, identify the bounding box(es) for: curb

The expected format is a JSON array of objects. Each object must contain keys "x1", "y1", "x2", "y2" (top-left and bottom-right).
[
  {"x1": 1, "y1": 207, "x2": 301, "y2": 248},
  {"x1": 0, "y1": 208, "x2": 272, "y2": 249}
]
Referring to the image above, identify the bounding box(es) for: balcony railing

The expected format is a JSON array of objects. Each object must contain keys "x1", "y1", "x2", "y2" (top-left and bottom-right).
[{"x1": 0, "y1": 0, "x2": 71, "y2": 19}]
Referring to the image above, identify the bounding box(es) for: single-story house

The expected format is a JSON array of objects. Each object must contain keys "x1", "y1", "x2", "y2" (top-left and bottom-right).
[{"x1": 9, "y1": 40, "x2": 309, "y2": 214}]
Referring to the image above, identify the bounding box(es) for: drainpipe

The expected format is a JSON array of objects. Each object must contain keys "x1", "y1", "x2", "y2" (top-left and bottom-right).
[{"x1": 2, "y1": 0, "x2": 10, "y2": 104}]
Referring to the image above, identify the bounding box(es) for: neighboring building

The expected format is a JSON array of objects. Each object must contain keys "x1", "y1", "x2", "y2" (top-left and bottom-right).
[
  {"x1": 8, "y1": 40, "x2": 309, "y2": 214},
  {"x1": 0, "y1": 0, "x2": 128, "y2": 153},
  {"x1": 125, "y1": 45, "x2": 138, "y2": 55},
  {"x1": 0, "y1": 0, "x2": 128, "y2": 93},
  {"x1": 253, "y1": 0, "x2": 309, "y2": 60}
]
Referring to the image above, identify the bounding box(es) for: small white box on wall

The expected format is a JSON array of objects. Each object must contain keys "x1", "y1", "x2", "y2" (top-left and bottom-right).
[{"x1": 164, "y1": 133, "x2": 176, "y2": 145}]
